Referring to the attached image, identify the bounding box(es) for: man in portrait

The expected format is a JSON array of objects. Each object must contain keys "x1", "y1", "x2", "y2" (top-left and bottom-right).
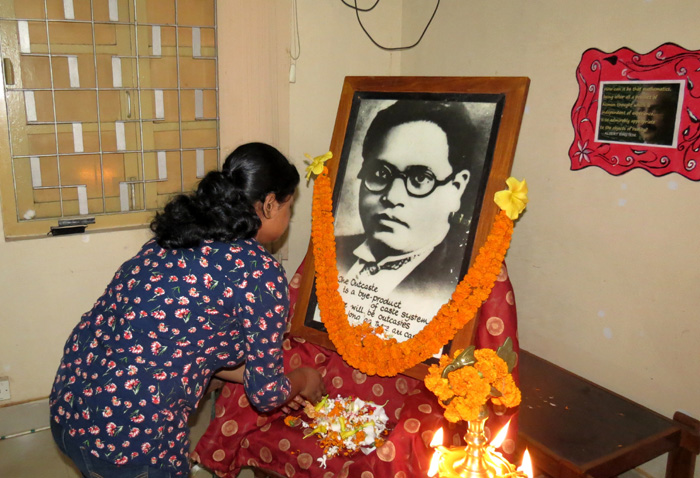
[
  {"x1": 335, "y1": 99, "x2": 482, "y2": 302},
  {"x1": 633, "y1": 84, "x2": 680, "y2": 146}
]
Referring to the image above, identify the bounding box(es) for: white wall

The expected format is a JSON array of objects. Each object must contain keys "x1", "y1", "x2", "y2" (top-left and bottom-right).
[
  {"x1": 0, "y1": 225, "x2": 152, "y2": 404},
  {"x1": 2, "y1": 2, "x2": 697, "y2": 476},
  {"x1": 285, "y1": 0, "x2": 403, "y2": 272},
  {"x1": 283, "y1": 0, "x2": 700, "y2": 434},
  {"x1": 398, "y1": 1, "x2": 700, "y2": 476},
  {"x1": 0, "y1": 0, "x2": 403, "y2": 406}
]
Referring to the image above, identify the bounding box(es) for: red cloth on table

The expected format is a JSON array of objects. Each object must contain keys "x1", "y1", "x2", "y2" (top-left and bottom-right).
[{"x1": 192, "y1": 262, "x2": 520, "y2": 477}]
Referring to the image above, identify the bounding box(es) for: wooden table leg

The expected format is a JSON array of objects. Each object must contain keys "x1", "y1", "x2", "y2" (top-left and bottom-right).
[{"x1": 665, "y1": 412, "x2": 700, "y2": 478}]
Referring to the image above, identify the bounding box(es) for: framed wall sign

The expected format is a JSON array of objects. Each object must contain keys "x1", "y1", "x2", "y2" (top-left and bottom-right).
[
  {"x1": 291, "y1": 76, "x2": 529, "y2": 379},
  {"x1": 571, "y1": 43, "x2": 700, "y2": 180}
]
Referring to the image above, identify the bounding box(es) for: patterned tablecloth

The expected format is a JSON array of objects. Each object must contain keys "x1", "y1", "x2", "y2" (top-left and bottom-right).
[{"x1": 193, "y1": 263, "x2": 520, "y2": 478}]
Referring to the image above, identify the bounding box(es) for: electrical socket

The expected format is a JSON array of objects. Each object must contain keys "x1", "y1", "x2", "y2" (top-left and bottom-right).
[{"x1": 0, "y1": 377, "x2": 10, "y2": 401}]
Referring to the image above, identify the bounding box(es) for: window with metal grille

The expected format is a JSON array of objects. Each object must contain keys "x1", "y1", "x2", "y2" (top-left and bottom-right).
[{"x1": 0, "y1": 0, "x2": 219, "y2": 238}]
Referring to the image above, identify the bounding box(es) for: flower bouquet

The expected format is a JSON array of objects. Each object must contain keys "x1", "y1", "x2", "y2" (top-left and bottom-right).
[
  {"x1": 424, "y1": 339, "x2": 521, "y2": 422},
  {"x1": 424, "y1": 338, "x2": 527, "y2": 477},
  {"x1": 284, "y1": 395, "x2": 390, "y2": 468}
]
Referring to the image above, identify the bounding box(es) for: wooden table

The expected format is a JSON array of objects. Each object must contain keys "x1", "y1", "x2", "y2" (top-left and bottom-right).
[{"x1": 516, "y1": 350, "x2": 699, "y2": 478}]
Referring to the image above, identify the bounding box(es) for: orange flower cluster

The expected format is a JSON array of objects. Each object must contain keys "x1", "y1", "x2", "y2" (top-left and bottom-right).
[
  {"x1": 424, "y1": 349, "x2": 522, "y2": 423},
  {"x1": 311, "y1": 167, "x2": 514, "y2": 376}
]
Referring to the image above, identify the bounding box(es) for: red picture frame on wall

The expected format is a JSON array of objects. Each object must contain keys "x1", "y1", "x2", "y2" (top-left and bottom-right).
[{"x1": 570, "y1": 43, "x2": 700, "y2": 181}]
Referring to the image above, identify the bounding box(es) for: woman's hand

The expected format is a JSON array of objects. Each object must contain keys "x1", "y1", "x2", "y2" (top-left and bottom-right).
[
  {"x1": 299, "y1": 367, "x2": 326, "y2": 403},
  {"x1": 281, "y1": 395, "x2": 307, "y2": 414},
  {"x1": 287, "y1": 367, "x2": 326, "y2": 405}
]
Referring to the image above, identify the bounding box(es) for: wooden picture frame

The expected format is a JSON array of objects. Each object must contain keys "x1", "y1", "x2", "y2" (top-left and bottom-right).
[{"x1": 291, "y1": 76, "x2": 530, "y2": 379}]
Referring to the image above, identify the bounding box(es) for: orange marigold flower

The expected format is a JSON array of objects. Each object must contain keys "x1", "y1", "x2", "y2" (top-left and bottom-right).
[
  {"x1": 446, "y1": 396, "x2": 481, "y2": 423},
  {"x1": 284, "y1": 416, "x2": 300, "y2": 427},
  {"x1": 473, "y1": 349, "x2": 509, "y2": 383},
  {"x1": 424, "y1": 346, "x2": 522, "y2": 423},
  {"x1": 491, "y1": 375, "x2": 522, "y2": 408},
  {"x1": 446, "y1": 367, "x2": 481, "y2": 397}
]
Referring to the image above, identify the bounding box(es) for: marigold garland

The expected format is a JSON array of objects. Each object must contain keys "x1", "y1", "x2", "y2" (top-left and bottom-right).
[{"x1": 311, "y1": 166, "x2": 514, "y2": 376}]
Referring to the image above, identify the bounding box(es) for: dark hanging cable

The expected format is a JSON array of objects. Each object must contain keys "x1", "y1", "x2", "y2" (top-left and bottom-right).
[
  {"x1": 341, "y1": 0, "x2": 440, "y2": 51},
  {"x1": 341, "y1": 0, "x2": 380, "y2": 12}
]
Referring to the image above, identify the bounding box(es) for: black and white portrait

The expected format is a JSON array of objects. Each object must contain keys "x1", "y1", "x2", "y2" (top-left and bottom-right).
[
  {"x1": 596, "y1": 81, "x2": 683, "y2": 148},
  {"x1": 306, "y1": 93, "x2": 503, "y2": 343}
]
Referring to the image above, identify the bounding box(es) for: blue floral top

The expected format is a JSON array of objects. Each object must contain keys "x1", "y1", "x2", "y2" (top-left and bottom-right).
[{"x1": 50, "y1": 239, "x2": 292, "y2": 475}]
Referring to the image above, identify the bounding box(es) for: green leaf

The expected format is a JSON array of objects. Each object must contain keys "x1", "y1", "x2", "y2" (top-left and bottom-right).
[{"x1": 496, "y1": 337, "x2": 517, "y2": 373}]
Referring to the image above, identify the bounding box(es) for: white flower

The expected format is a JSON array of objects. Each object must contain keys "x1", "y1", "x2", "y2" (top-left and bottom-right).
[
  {"x1": 286, "y1": 395, "x2": 389, "y2": 462},
  {"x1": 574, "y1": 140, "x2": 593, "y2": 164},
  {"x1": 352, "y1": 397, "x2": 366, "y2": 413},
  {"x1": 326, "y1": 445, "x2": 339, "y2": 457}
]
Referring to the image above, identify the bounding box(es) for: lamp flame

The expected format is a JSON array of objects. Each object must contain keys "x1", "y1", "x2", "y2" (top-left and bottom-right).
[
  {"x1": 518, "y1": 449, "x2": 533, "y2": 478},
  {"x1": 427, "y1": 428, "x2": 444, "y2": 477},
  {"x1": 429, "y1": 427, "x2": 444, "y2": 447},
  {"x1": 490, "y1": 418, "x2": 511, "y2": 449},
  {"x1": 428, "y1": 450, "x2": 441, "y2": 477},
  {"x1": 427, "y1": 425, "x2": 533, "y2": 478}
]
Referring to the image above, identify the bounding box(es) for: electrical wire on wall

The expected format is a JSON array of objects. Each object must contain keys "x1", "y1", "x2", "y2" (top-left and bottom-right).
[
  {"x1": 289, "y1": 0, "x2": 301, "y2": 83},
  {"x1": 341, "y1": 0, "x2": 440, "y2": 51}
]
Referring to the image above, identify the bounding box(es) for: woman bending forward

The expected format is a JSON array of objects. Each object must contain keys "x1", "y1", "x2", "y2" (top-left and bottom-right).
[{"x1": 50, "y1": 143, "x2": 326, "y2": 477}]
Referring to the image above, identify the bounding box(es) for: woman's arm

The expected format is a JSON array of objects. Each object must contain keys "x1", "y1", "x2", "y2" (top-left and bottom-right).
[
  {"x1": 215, "y1": 365, "x2": 245, "y2": 383},
  {"x1": 214, "y1": 364, "x2": 323, "y2": 410}
]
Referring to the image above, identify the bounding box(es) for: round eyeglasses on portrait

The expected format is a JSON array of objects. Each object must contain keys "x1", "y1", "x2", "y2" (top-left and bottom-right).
[{"x1": 358, "y1": 162, "x2": 458, "y2": 198}]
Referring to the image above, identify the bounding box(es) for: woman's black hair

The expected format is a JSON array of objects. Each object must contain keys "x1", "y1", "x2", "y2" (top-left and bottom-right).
[{"x1": 150, "y1": 142, "x2": 299, "y2": 249}]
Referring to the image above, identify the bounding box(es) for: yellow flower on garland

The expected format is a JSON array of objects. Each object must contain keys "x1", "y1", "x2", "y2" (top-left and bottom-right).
[
  {"x1": 494, "y1": 177, "x2": 528, "y2": 220},
  {"x1": 304, "y1": 151, "x2": 333, "y2": 181}
]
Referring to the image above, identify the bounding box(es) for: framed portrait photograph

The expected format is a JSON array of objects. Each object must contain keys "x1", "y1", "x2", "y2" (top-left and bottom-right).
[
  {"x1": 596, "y1": 80, "x2": 684, "y2": 148},
  {"x1": 291, "y1": 76, "x2": 530, "y2": 379},
  {"x1": 570, "y1": 44, "x2": 700, "y2": 180}
]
